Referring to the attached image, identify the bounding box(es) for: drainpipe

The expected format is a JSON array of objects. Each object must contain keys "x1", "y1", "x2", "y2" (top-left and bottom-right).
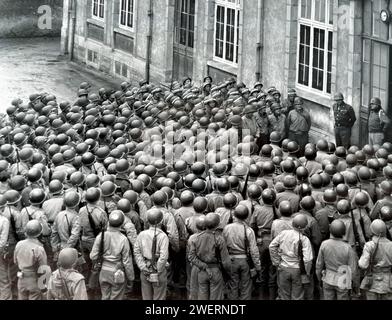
[
  {"x1": 255, "y1": 0, "x2": 264, "y2": 82},
  {"x1": 68, "y1": 0, "x2": 76, "y2": 61},
  {"x1": 146, "y1": 0, "x2": 153, "y2": 82}
]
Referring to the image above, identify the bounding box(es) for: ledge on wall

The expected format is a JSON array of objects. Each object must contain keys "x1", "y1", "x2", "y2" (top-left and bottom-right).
[
  {"x1": 295, "y1": 86, "x2": 333, "y2": 110},
  {"x1": 207, "y1": 60, "x2": 238, "y2": 77}
]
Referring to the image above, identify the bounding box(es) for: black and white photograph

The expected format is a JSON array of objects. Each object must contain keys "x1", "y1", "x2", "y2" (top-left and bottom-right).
[{"x1": 0, "y1": 0, "x2": 392, "y2": 311}]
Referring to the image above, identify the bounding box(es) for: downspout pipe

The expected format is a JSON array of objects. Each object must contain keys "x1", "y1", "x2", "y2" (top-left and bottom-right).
[
  {"x1": 146, "y1": 0, "x2": 153, "y2": 82},
  {"x1": 255, "y1": 0, "x2": 264, "y2": 82},
  {"x1": 69, "y1": 0, "x2": 76, "y2": 61}
]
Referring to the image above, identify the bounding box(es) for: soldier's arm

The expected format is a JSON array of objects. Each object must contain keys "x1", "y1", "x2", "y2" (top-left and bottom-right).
[
  {"x1": 362, "y1": 212, "x2": 372, "y2": 240},
  {"x1": 369, "y1": 201, "x2": 381, "y2": 220},
  {"x1": 315, "y1": 244, "x2": 325, "y2": 281},
  {"x1": 157, "y1": 234, "x2": 169, "y2": 274},
  {"x1": 134, "y1": 236, "x2": 148, "y2": 272},
  {"x1": 124, "y1": 221, "x2": 138, "y2": 248},
  {"x1": 303, "y1": 236, "x2": 314, "y2": 265},
  {"x1": 39, "y1": 213, "x2": 51, "y2": 237},
  {"x1": 72, "y1": 278, "x2": 88, "y2": 300},
  {"x1": 218, "y1": 235, "x2": 231, "y2": 271},
  {"x1": 348, "y1": 246, "x2": 360, "y2": 288},
  {"x1": 349, "y1": 106, "x2": 357, "y2": 126},
  {"x1": 358, "y1": 242, "x2": 372, "y2": 270},
  {"x1": 247, "y1": 228, "x2": 261, "y2": 271},
  {"x1": 165, "y1": 214, "x2": 180, "y2": 253},
  {"x1": 187, "y1": 237, "x2": 208, "y2": 270},
  {"x1": 66, "y1": 216, "x2": 81, "y2": 248},
  {"x1": 37, "y1": 246, "x2": 48, "y2": 266},
  {"x1": 137, "y1": 200, "x2": 148, "y2": 227},
  {"x1": 89, "y1": 233, "x2": 101, "y2": 262},
  {"x1": 310, "y1": 220, "x2": 322, "y2": 249},
  {"x1": 0, "y1": 219, "x2": 9, "y2": 249},
  {"x1": 50, "y1": 219, "x2": 60, "y2": 251},
  {"x1": 268, "y1": 234, "x2": 281, "y2": 266},
  {"x1": 121, "y1": 239, "x2": 135, "y2": 281}
]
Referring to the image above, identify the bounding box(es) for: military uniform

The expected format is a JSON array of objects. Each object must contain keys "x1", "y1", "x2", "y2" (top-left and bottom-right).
[
  {"x1": 368, "y1": 107, "x2": 390, "y2": 145},
  {"x1": 51, "y1": 208, "x2": 81, "y2": 251},
  {"x1": 286, "y1": 109, "x2": 311, "y2": 152},
  {"x1": 14, "y1": 238, "x2": 47, "y2": 300},
  {"x1": 331, "y1": 102, "x2": 356, "y2": 149},
  {"x1": 47, "y1": 267, "x2": 88, "y2": 300}
]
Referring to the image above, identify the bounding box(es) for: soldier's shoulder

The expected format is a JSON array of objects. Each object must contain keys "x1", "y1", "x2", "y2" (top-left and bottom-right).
[{"x1": 68, "y1": 270, "x2": 85, "y2": 282}]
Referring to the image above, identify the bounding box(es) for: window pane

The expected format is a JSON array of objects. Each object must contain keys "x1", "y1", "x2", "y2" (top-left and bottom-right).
[
  {"x1": 215, "y1": 6, "x2": 225, "y2": 58},
  {"x1": 298, "y1": 24, "x2": 311, "y2": 86},
  {"x1": 93, "y1": 0, "x2": 98, "y2": 16},
  {"x1": 225, "y1": 8, "x2": 235, "y2": 61}
]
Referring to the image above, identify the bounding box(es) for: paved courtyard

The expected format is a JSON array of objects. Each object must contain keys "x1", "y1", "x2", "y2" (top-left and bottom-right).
[{"x1": 0, "y1": 37, "x2": 119, "y2": 112}]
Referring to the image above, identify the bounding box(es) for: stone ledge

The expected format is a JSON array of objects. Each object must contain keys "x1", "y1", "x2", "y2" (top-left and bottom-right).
[
  {"x1": 113, "y1": 27, "x2": 135, "y2": 39},
  {"x1": 207, "y1": 59, "x2": 238, "y2": 76},
  {"x1": 295, "y1": 85, "x2": 333, "y2": 109},
  {"x1": 86, "y1": 18, "x2": 105, "y2": 29}
]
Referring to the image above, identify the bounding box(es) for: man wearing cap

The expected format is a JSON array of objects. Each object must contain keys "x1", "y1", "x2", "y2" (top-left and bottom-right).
[
  {"x1": 286, "y1": 97, "x2": 311, "y2": 154},
  {"x1": 330, "y1": 93, "x2": 356, "y2": 149},
  {"x1": 281, "y1": 89, "x2": 297, "y2": 116},
  {"x1": 368, "y1": 97, "x2": 391, "y2": 145}
]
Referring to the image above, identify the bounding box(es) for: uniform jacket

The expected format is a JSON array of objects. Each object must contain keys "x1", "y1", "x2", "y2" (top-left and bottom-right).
[
  {"x1": 47, "y1": 268, "x2": 88, "y2": 300},
  {"x1": 14, "y1": 238, "x2": 47, "y2": 272},
  {"x1": 286, "y1": 109, "x2": 311, "y2": 133},
  {"x1": 51, "y1": 209, "x2": 81, "y2": 251}
]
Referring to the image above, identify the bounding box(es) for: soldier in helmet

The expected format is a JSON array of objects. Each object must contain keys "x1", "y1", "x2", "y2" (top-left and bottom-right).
[
  {"x1": 223, "y1": 205, "x2": 261, "y2": 300},
  {"x1": 47, "y1": 248, "x2": 88, "y2": 300},
  {"x1": 51, "y1": 191, "x2": 82, "y2": 261},
  {"x1": 271, "y1": 201, "x2": 294, "y2": 239},
  {"x1": 359, "y1": 219, "x2": 392, "y2": 300},
  {"x1": 268, "y1": 103, "x2": 287, "y2": 140},
  {"x1": 330, "y1": 93, "x2": 356, "y2": 149},
  {"x1": 14, "y1": 220, "x2": 47, "y2": 300},
  {"x1": 269, "y1": 214, "x2": 313, "y2": 300},
  {"x1": 90, "y1": 210, "x2": 134, "y2": 300},
  {"x1": 316, "y1": 220, "x2": 359, "y2": 300},
  {"x1": 275, "y1": 175, "x2": 300, "y2": 214},
  {"x1": 242, "y1": 105, "x2": 258, "y2": 137},
  {"x1": 281, "y1": 89, "x2": 297, "y2": 116},
  {"x1": 370, "y1": 181, "x2": 392, "y2": 220},
  {"x1": 368, "y1": 97, "x2": 391, "y2": 146},
  {"x1": 188, "y1": 212, "x2": 230, "y2": 300},
  {"x1": 134, "y1": 208, "x2": 169, "y2": 300},
  {"x1": 42, "y1": 180, "x2": 64, "y2": 227},
  {"x1": 286, "y1": 97, "x2": 311, "y2": 156},
  {"x1": 255, "y1": 104, "x2": 270, "y2": 149},
  {"x1": 314, "y1": 189, "x2": 338, "y2": 241}
]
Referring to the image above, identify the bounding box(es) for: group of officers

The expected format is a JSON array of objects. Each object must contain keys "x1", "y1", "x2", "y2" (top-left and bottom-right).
[{"x1": 0, "y1": 75, "x2": 391, "y2": 301}]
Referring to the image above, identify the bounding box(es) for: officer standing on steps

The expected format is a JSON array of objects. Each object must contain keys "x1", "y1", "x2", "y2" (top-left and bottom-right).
[
  {"x1": 331, "y1": 93, "x2": 356, "y2": 149},
  {"x1": 13, "y1": 220, "x2": 47, "y2": 300}
]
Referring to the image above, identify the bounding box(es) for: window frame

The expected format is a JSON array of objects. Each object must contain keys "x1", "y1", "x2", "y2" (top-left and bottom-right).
[
  {"x1": 296, "y1": 0, "x2": 333, "y2": 96},
  {"x1": 213, "y1": 0, "x2": 241, "y2": 67},
  {"x1": 92, "y1": 0, "x2": 105, "y2": 21},
  {"x1": 174, "y1": 0, "x2": 196, "y2": 49},
  {"x1": 119, "y1": 0, "x2": 136, "y2": 32}
]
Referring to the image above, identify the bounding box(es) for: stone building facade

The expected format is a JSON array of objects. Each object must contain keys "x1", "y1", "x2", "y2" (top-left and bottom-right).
[{"x1": 61, "y1": 0, "x2": 392, "y2": 146}]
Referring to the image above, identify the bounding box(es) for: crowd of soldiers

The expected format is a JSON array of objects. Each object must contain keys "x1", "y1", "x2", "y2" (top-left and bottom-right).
[{"x1": 0, "y1": 75, "x2": 392, "y2": 301}]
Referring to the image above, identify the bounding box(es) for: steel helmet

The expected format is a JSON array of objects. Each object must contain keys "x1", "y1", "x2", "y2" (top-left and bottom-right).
[
  {"x1": 262, "y1": 161, "x2": 275, "y2": 175},
  {"x1": 58, "y1": 248, "x2": 79, "y2": 269},
  {"x1": 283, "y1": 175, "x2": 297, "y2": 190},
  {"x1": 64, "y1": 191, "x2": 81, "y2": 208},
  {"x1": 137, "y1": 174, "x2": 152, "y2": 188},
  {"x1": 180, "y1": 190, "x2": 194, "y2": 206},
  {"x1": 130, "y1": 179, "x2": 144, "y2": 194},
  {"x1": 85, "y1": 187, "x2": 101, "y2": 203},
  {"x1": 287, "y1": 141, "x2": 300, "y2": 154},
  {"x1": 336, "y1": 184, "x2": 349, "y2": 199},
  {"x1": 261, "y1": 144, "x2": 273, "y2": 157},
  {"x1": 279, "y1": 201, "x2": 292, "y2": 217},
  {"x1": 261, "y1": 188, "x2": 276, "y2": 205},
  {"x1": 193, "y1": 197, "x2": 208, "y2": 213},
  {"x1": 370, "y1": 219, "x2": 387, "y2": 237},
  {"x1": 174, "y1": 160, "x2": 188, "y2": 173},
  {"x1": 316, "y1": 139, "x2": 328, "y2": 152},
  {"x1": 109, "y1": 210, "x2": 125, "y2": 228},
  {"x1": 215, "y1": 178, "x2": 230, "y2": 193},
  {"x1": 27, "y1": 168, "x2": 43, "y2": 183},
  {"x1": 335, "y1": 146, "x2": 347, "y2": 159},
  {"x1": 49, "y1": 180, "x2": 63, "y2": 195},
  {"x1": 223, "y1": 193, "x2": 238, "y2": 209},
  {"x1": 70, "y1": 171, "x2": 85, "y2": 187},
  {"x1": 380, "y1": 181, "x2": 392, "y2": 195},
  {"x1": 270, "y1": 131, "x2": 282, "y2": 143},
  {"x1": 296, "y1": 166, "x2": 309, "y2": 181},
  {"x1": 205, "y1": 212, "x2": 220, "y2": 230},
  {"x1": 370, "y1": 97, "x2": 381, "y2": 106},
  {"x1": 234, "y1": 205, "x2": 249, "y2": 220},
  {"x1": 344, "y1": 171, "x2": 358, "y2": 186},
  {"x1": 300, "y1": 196, "x2": 316, "y2": 211},
  {"x1": 337, "y1": 199, "x2": 351, "y2": 215},
  {"x1": 5, "y1": 190, "x2": 21, "y2": 205},
  {"x1": 25, "y1": 220, "x2": 43, "y2": 238},
  {"x1": 332, "y1": 173, "x2": 345, "y2": 187},
  {"x1": 115, "y1": 159, "x2": 130, "y2": 174},
  {"x1": 152, "y1": 190, "x2": 168, "y2": 206},
  {"x1": 81, "y1": 152, "x2": 96, "y2": 166},
  {"x1": 292, "y1": 214, "x2": 308, "y2": 230},
  {"x1": 310, "y1": 174, "x2": 323, "y2": 189},
  {"x1": 29, "y1": 189, "x2": 46, "y2": 205},
  {"x1": 100, "y1": 181, "x2": 117, "y2": 197},
  {"x1": 147, "y1": 208, "x2": 163, "y2": 226},
  {"x1": 123, "y1": 190, "x2": 138, "y2": 205},
  {"x1": 248, "y1": 184, "x2": 262, "y2": 200},
  {"x1": 85, "y1": 174, "x2": 100, "y2": 188},
  {"x1": 304, "y1": 147, "x2": 317, "y2": 160},
  {"x1": 381, "y1": 206, "x2": 392, "y2": 222},
  {"x1": 9, "y1": 175, "x2": 27, "y2": 191},
  {"x1": 354, "y1": 192, "x2": 369, "y2": 208},
  {"x1": 330, "y1": 220, "x2": 346, "y2": 238},
  {"x1": 358, "y1": 166, "x2": 371, "y2": 181},
  {"x1": 281, "y1": 159, "x2": 295, "y2": 173},
  {"x1": 322, "y1": 189, "x2": 337, "y2": 204},
  {"x1": 195, "y1": 215, "x2": 206, "y2": 231}
]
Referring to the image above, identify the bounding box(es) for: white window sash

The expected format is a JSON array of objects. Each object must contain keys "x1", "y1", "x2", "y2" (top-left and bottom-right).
[
  {"x1": 213, "y1": 2, "x2": 240, "y2": 67},
  {"x1": 296, "y1": 0, "x2": 333, "y2": 95},
  {"x1": 92, "y1": 0, "x2": 105, "y2": 21},
  {"x1": 119, "y1": 0, "x2": 135, "y2": 31}
]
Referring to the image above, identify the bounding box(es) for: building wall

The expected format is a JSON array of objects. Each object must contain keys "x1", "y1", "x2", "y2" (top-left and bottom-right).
[{"x1": 0, "y1": 0, "x2": 62, "y2": 38}]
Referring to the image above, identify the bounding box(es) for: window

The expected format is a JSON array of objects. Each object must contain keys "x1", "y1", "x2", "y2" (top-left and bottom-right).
[
  {"x1": 297, "y1": 0, "x2": 333, "y2": 95},
  {"x1": 213, "y1": 0, "x2": 240, "y2": 65},
  {"x1": 120, "y1": 0, "x2": 135, "y2": 30},
  {"x1": 175, "y1": 0, "x2": 195, "y2": 48},
  {"x1": 92, "y1": 0, "x2": 105, "y2": 20}
]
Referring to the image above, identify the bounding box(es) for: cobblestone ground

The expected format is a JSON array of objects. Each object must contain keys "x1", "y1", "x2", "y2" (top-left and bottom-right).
[{"x1": 0, "y1": 37, "x2": 119, "y2": 112}]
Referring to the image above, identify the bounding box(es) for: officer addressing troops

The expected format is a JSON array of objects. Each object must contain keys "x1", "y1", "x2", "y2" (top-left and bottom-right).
[{"x1": 331, "y1": 93, "x2": 356, "y2": 149}]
